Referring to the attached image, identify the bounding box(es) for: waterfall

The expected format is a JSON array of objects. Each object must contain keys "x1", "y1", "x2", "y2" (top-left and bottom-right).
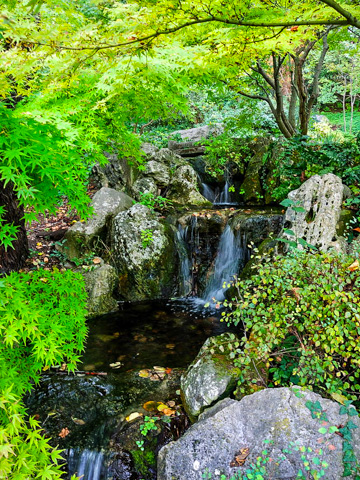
[
  {"x1": 176, "y1": 224, "x2": 192, "y2": 297},
  {"x1": 176, "y1": 216, "x2": 249, "y2": 305},
  {"x1": 201, "y1": 183, "x2": 216, "y2": 203},
  {"x1": 202, "y1": 225, "x2": 248, "y2": 303},
  {"x1": 67, "y1": 449, "x2": 105, "y2": 480},
  {"x1": 216, "y1": 169, "x2": 237, "y2": 206}
]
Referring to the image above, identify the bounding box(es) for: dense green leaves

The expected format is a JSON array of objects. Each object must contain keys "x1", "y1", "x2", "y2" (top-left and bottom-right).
[
  {"x1": 225, "y1": 249, "x2": 360, "y2": 400},
  {"x1": 0, "y1": 269, "x2": 88, "y2": 479}
]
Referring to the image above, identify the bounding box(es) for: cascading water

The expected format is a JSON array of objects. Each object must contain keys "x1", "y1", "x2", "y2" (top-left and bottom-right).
[
  {"x1": 67, "y1": 449, "x2": 105, "y2": 480},
  {"x1": 202, "y1": 225, "x2": 249, "y2": 303},
  {"x1": 176, "y1": 224, "x2": 192, "y2": 297},
  {"x1": 176, "y1": 215, "x2": 250, "y2": 304},
  {"x1": 201, "y1": 183, "x2": 216, "y2": 203}
]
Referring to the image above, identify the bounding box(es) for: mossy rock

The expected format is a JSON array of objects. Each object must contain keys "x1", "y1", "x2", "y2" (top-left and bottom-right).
[{"x1": 180, "y1": 333, "x2": 240, "y2": 420}]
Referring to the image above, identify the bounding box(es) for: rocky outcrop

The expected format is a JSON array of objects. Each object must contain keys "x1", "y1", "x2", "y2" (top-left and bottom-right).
[
  {"x1": 92, "y1": 152, "x2": 139, "y2": 191},
  {"x1": 283, "y1": 173, "x2": 346, "y2": 251},
  {"x1": 181, "y1": 333, "x2": 239, "y2": 420},
  {"x1": 230, "y1": 210, "x2": 283, "y2": 245},
  {"x1": 167, "y1": 165, "x2": 211, "y2": 206},
  {"x1": 62, "y1": 187, "x2": 134, "y2": 260},
  {"x1": 111, "y1": 204, "x2": 177, "y2": 301},
  {"x1": 82, "y1": 262, "x2": 118, "y2": 317},
  {"x1": 240, "y1": 140, "x2": 268, "y2": 204},
  {"x1": 132, "y1": 177, "x2": 158, "y2": 198},
  {"x1": 168, "y1": 124, "x2": 223, "y2": 157},
  {"x1": 158, "y1": 387, "x2": 360, "y2": 480}
]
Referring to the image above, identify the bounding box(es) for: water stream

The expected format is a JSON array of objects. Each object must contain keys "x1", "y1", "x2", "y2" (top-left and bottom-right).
[{"x1": 28, "y1": 207, "x2": 283, "y2": 479}]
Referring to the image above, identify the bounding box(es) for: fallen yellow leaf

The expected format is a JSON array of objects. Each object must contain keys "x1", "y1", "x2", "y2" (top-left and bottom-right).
[{"x1": 349, "y1": 260, "x2": 359, "y2": 272}]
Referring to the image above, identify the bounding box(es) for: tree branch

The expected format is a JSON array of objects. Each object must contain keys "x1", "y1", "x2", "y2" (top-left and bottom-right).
[
  {"x1": 319, "y1": 0, "x2": 360, "y2": 29},
  {"x1": 31, "y1": 16, "x2": 350, "y2": 52}
]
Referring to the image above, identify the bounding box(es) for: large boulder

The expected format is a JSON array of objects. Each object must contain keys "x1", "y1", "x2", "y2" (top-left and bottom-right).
[
  {"x1": 92, "y1": 152, "x2": 139, "y2": 191},
  {"x1": 158, "y1": 387, "x2": 360, "y2": 480},
  {"x1": 167, "y1": 165, "x2": 211, "y2": 206},
  {"x1": 283, "y1": 174, "x2": 346, "y2": 251},
  {"x1": 111, "y1": 204, "x2": 177, "y2": 301},
  {"x1": 240, "y1": 140, "x2": 268, "y2": 204},
  {"x1": 181, "y1": 333, "x2": 239, "y2": 420},
  {"x1": 144, "y1": 160, "x2": 171, "y2": 187},
  {"x1": 82, "y1": 263, "x2": 118, "y2": 317},
  {"x1": 63, "y1": 187, "x2": 134, "y2": 260},
  {"x1": 132, "y1": 177, "x2": 158, "y2": 199},
  {"x1": 168, "y1": 125, "x2": 224, "y2": 157}
]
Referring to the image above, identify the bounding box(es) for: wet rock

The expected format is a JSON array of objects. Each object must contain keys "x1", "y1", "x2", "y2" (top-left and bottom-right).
[
  {"x1": 181, "y1": 333, "x2": 239, "y2": 420},
  {"x1": 82, "y1": 263, "x2": 118, "y2": 317},
  {"x1": 167, "y1": 165, "x2": 211, "y2": 206},
  {"x1": 283, "y1": 174, "x2": 346, "y2": 251},
  {"x1": 62, "y1": 188, "x2": 134, "y2": 260},
  {"x1": 158, "y1": 387, "x2": 360, "y2": 480},
  {"x1": 230, "y1": 211, "x2": 283, "y2": 245},
  {"x1": 111, "y1": 204, "x2": 177, "y2": 301}
]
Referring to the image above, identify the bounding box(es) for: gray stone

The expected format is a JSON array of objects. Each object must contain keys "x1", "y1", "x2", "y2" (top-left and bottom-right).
[
  {"x1": 168, "y1": 125, "x2": 223, "y2": 156},
  {"x1": 167, "y1": 165, "x2": 211, "y2": 206},
  {"x1": 82, "y1": 263, "x2": 118, "y2": 317},
  {"x1": 158, "y1": 387, "x2": 360, "y2": 480},
  {"x1": 141, "y1": 143, "x2": 159, "y2": 157},
  {"x1": 111, "y1": 204, "x2": 176, "y2": 301},
  {"x1": 283, "y1": 173, "x2": 346, "y2": 251},
  {"x1": 240, "y1": 141, "x2": 268, "y2": 204},
  {"x1": 153, "y1": 148, "x2": 185, "y2": 166},
  {"x1": 92, "y1": 152, "x2": 138, "y2": 191},
  {"x1": 62, "y1": 187, "x2": 134, "y2": 259},
  {"x1": 170, "y1": 124, "x2": 224, "y2": 143},
  {"x1": 181, "y1": 333, "x2": 239, "y2": 420},
  {"x1": 132, "y1": 177, "x2": 158, "y2": 198},
  {"x1": 144, "y1": 160, "x2": 171, "y2": 186}
]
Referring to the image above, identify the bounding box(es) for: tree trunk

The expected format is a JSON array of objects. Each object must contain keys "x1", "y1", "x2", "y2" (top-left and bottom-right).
[{"x1": 0, "y1": 180, "x2": 29, "y2": 274}]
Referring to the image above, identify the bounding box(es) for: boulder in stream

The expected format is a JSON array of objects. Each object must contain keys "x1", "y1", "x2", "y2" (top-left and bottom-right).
[
  {"x1": 111, "y1": 204, "x2": 177, "y2": 301},
  {"x1": 158, "y1": 387, "x2": 360, "y2": 480},
  {"x1": 82, "y1": 262, "x2": 118, "y2": 317},
  {"x1": 283, "y1": 173, "x2": 347, "y2": 252},
  {"x1": 181, "y1": 333, "x2": 239, "y2": 420}
]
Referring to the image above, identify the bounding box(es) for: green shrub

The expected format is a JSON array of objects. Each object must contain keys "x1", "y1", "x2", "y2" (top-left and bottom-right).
[
  {"x1": 0, "y1": 268, "x2": 88, "y2": 479},
  {"x1": 224, "y1": 249, "x2": 360, "y2": 401},
  {"x1": 269, "y1": 135, "x2": 360, "y2": 200},
  {"x1": 136, "y1": 192, "x2": 172, "y2": 210}
]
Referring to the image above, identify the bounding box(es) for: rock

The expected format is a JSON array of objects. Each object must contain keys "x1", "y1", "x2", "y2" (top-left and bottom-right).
[
  {"x1": 62, "y1": 187, "x2": 134, "y2": 260},
  {"x1": 168, "y1": 125, "x2": 223, "y2": 157},
  {"x1": 230, "y1": 211, "x2": 283, "y2": 245},
  {"x1": 283, "y1": 173, "x2": 346, "y2": 252},
  {"x1": 167, "y1": 165, "x2": 211, "y2": 206},
  {"x1": 343, "y1": 185, "x2": 353, "y2": 200},
  {"x1": 336, "y1": 209, "x2": 355, "y2": 237},
  {"x1": 144, "y1": 160, "x2": 171, "y2": 187},
  {"x1": 152, "y1": 148, "x2": 185, "y2": 167},
  {"x1": 158, "y1": 387, "x2": 360, "y2": 480},
  {"x1": 181, "y1": 333, "x2": 239, "y2": 420},
  {"x1": 92, "y1": 151, "x2": 139, "y2": 191},
  {"x1": 111, "y1": 204, "x2": 177, "y2": 301},
  {"x1": 82, "y1": 263, "x2": 118, "y2": 317},
  {"x1": 141, "y1": 143, "x2": 159, "y2": 157},
  {"x1": 240, "y1": 140, "x2": 268, "y2": 204},
  {"x1": 132, "y1": 177, "x2": 159, "y2": 198}
]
